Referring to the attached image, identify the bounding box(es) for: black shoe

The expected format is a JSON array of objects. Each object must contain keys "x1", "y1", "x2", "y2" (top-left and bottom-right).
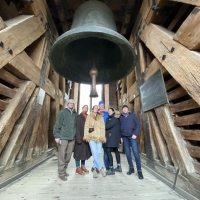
[
  {"x1": 138, "y1": 171, "x2": 144, "y2": 179},
  {"x1": 106, "y1": 167, "x2": 109, "y2": 171},
  {"x1": 91, "y1": 167, "x2": 99, "y2": 173},
  {"x1": 127, "y1": 167, "x2": 134, "y2": 175},
  {"x1": 114, "y1": 165, "x2": 122, "y2": 172},
  {"x1": 106, "y1": 167, "x2": 115, "y2": 175}
]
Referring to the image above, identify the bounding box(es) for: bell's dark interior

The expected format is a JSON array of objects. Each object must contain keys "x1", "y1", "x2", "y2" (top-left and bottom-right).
[{"x1": 0, "y1": 0, "x2": 200, "y2": 199}]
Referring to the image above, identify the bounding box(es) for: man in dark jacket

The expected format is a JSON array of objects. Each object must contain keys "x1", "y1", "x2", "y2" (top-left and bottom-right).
[
  {"x1": 53, "y1": 99, "x2": 77, "y2": 181},
  {"x1": 120, "y1": 105, "x2": 144, "y2": 179}
]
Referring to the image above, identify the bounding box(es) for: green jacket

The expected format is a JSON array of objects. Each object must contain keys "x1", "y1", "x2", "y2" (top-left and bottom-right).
[{"x1": 53, "y1": 108, "x2": 77, "y2": 140}]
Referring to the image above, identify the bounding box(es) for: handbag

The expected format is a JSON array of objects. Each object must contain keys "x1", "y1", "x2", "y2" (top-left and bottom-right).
[{"x1": 88, "y1": 114, "x2": 98, "y2": 133}]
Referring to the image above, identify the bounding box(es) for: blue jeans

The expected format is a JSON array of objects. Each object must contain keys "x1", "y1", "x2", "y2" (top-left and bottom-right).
[
  {"x1": 122, "y1": 137, "x2": 141, "y2": 171},
  {"x1": 89, "y1": 140, "x2": 103, "y2": 170},
  {"x1": 103, "y1": 145, "x2": 109, "y2": 168}
]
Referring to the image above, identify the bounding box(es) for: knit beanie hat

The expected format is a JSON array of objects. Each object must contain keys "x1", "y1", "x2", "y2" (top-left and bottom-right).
[{"x1": 98, "y1": 100, "x2": 105, "y2": 105}]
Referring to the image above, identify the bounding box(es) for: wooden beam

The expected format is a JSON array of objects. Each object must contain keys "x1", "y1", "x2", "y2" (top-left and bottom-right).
[
  {"x1": 0, "y1": 68, "x2": 23, "y2": 88},
  {"x1": 130, "y1": 0, "x2": 152, "y2": 46},
  {"x1": 145, "y1": 0, "x2": 177, "y2": 25},
  {"x1": 0, "y1": 17, "x2": 6, "y2": 31},
  {"x1": 54, "y1": 0, "x2": 69, "y2": 32},
  {"x1": 147, "y1": 112, "x2": 159, "y2": 160},
  {"x1": 0, "y1": 100, "x2": 8, "y2": 111},
  {"x1": 0, "y1": 15, "x2": 45, "y2": 69},
  {"x1": 187, "y1": 145, "x2": 200, "y2": 159},
  {"x1": 127, "y1": 70, "x2": 135, "y2": 90},
  {"x1": 168, "y1": 87, "x2": 188, "y2": 101},
  {"x1": 169, "y1": 0, "x2": 200, "y2": 7},
  {"x1": 41, "y1": 95, "x2": 50, "y2": 153},
  {"x1": 104, "y1": 84, "x2": 109, "y2": 111},
  {"x1": 48, "y1": 101, "x2": 58, "y2": 148},
  {"x1": 0, "y1": 97, "x2": 36, "y2": 169},
  {"x1": 181, "y1": 130, "x2": 200, "y2": 141},
  {"x1": 194, "y1": 162, "x2": 200, "y2": 174},
  {"x1": 25, "y1": 36, "x2": 46, "y2": 69},
  {"x1": 138, "y1": 42, "x2": 146, "y2": 73},
  {"x1": 168, "y1": 4, "x2": 189, "y2": 31},
  {"x1": 165, "y1": 78, "x2": 179, "y2": 91},
  {"x1": 21, "y1": 1, "x2": 41, "y2": 16},
  {"x1": 140, "y1": 23, "x2": 200, "y2": 106},
  {"x1": 170, "y1": 99, "x2": 199, "y2": 113},
  {"x1": 48, "y1": 69, "x2": 60, "y2": 148},
  {"x1": 34, "y1": 0, "x2": 59, "y2": 38},
  {"x1": 174, "y1": 113, "x2": 200, "y2": 126},
  {"x1": 0, "y1": 81, "x2": 35, "y2": 154},
  {"x1": 33, "y1": 94, "x2": 50, "y2": 156},
  {"x1": 144, "y1": 58, "x2": 166, "y2": 81},
  {"x1": 134, "y1": 96, "x2": 145, "y2": 153},
  {"x1": 148, "y1": 111, "x2": 171, "y2": 166},
  {"x1": 120, "y1": 0, "x2": 136, "y2": 35},
  {"x1": 8, "y1": 51, "x2": 56, "y2": 99},
  {"x1": 155, "y1": 105, "x2": 195, "y2": 175},
  {"x1": 128, "y1": 82, "x2": 139, "y2": 103},
  {"x1": 25, "y1": 98, "x2": 43, "y2": 160},
  {"x1": 174, "y1": 7, "x2": 200, "y2": 50},
  {"x1": 0, "y1": 83, "x2": 16, "y2": 98}
]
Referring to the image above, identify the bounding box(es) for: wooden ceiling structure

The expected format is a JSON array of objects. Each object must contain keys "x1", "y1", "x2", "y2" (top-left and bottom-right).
[{"x1": 47, "y1": 0, "x2": 142, "y2": 39}]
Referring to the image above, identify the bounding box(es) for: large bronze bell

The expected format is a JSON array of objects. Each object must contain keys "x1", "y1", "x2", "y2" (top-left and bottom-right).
[{"x1": 49, "y1": 1, "x2": 136, "y2": 97}]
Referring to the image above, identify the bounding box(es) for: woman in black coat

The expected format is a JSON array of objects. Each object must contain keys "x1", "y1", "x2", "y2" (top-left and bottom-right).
[
  {"x1": 74, "y1": 105, "x2": 91, "y2": 175},
  {"x1": 105, "y1": 107, "x2": 122, "y2": 175}
]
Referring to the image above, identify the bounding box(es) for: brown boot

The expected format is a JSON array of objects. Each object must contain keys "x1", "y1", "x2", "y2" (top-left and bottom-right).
[
  {"x1": 76, "y1": 167, "x2": 85, "y2": 175},
  {"x1": 59, "y1": 175, "x2": 67, "y2": 181},
  {"x1": 81, "y1": 165, "x2": 89, "y2": 173}
]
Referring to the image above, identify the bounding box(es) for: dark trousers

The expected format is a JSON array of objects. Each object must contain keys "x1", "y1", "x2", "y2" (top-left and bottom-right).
[
  {"x1": 122, "y1": 137, "x2": 141, "y2": 171},
  {"x1": 58, "y1": 139, "x2": 75, "y2": 176},
  {"x1": 103, "y1": 145, "x2": 109, "y2": 168},
  {"x1": 106, "y1": 147, "x2": 120, "y2": 167}
]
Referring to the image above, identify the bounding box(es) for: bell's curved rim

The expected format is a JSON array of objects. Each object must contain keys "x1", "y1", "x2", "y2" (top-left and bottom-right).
[{"x1": 49, "y1": 26, "x2": 136, "y2": 84}]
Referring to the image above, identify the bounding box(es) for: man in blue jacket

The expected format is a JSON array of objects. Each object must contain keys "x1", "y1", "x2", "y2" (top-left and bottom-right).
[{"x1": 120, "y1": 105, "x2": 144, "y2": 179}]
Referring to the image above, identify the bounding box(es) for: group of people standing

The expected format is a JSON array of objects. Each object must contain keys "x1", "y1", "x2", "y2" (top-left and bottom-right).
[{"x1": 53, "y1": 99, "x2": 144, "y2": 181}]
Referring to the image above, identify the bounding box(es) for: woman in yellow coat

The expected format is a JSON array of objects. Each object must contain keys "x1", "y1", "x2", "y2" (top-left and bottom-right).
[{"x1": 83, "y1": 105, "x2": 106, "y2": 178}]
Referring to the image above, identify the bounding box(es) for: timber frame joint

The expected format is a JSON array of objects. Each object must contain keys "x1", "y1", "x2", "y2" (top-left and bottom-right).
[{"x1": 151, "y1": 0, "x2": 173, "y2": 16}]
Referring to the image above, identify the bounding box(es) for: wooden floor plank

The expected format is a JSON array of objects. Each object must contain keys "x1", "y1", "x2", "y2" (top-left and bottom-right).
[{"x1": 0, "y1": 154, "x2": 184, "y2": 200}]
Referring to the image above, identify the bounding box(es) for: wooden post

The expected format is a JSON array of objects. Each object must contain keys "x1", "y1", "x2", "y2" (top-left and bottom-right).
[
  {"x1": 155, "y1": 105, "x2": 195, "y2": 176},
  {"x1": 73, "y1": 82, "x2": 79, "y2": 111},
  {"x1": 104, "y1": 84, "x2": 109, "y2": 111}
]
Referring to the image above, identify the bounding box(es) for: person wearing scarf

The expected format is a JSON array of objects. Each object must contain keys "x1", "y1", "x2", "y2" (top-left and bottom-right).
[
  {"x1": 53, "y1": 99, "x2": 77, "y2": 181},
  {"x1": 120, "y1": 105, "x2": 144, "y2": 179},
  {"x1": 73, "y1": 105, "x2": 92, "y2": 175}
]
